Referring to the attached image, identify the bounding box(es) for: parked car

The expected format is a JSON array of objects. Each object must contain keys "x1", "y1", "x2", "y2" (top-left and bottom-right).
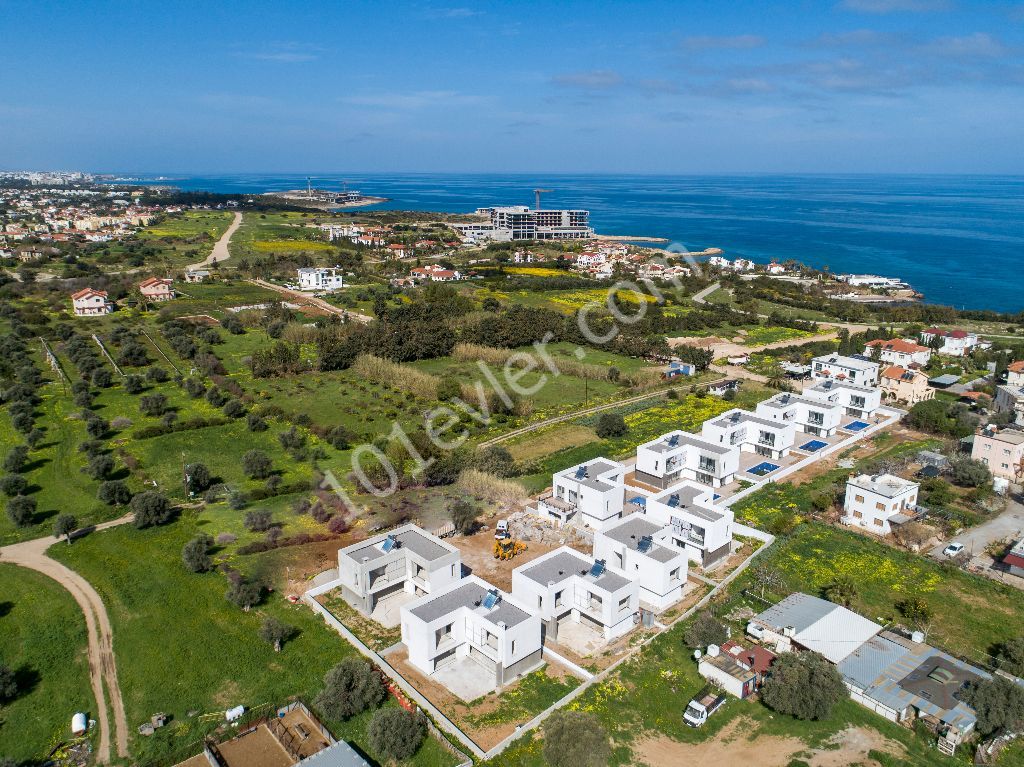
[
  {"x1": 495, "y1": 519, "x2": 509, "y2": 540},
  {"x1": 943, "y1": 542, "x2": 965, "y2": 557},
  {"x1": 683, "y1": 685, "x2": 726, "y2": 727}
]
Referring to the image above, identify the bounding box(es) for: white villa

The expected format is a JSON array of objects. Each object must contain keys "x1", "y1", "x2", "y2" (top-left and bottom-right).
[
  {"x1": 755, "y1": 392, "x2": 844, "y2": 438},
  {"x1": 811, "y1": 354, "x2": 880, "y2": 388},
  {"x1": 843, "y1": 474, "x2": 920, "y2": 535},
  {"x1": 864, "y1": 339, "x2": 932, "y2": 367},
  {"x1": 920, "y1": 328, "x2": 982, "y2": 357},
  {"x1": 643, "y1": 482, "x2": 735, "y2": 567},
  {"x1": 634, "y1": 430, "x2": 740, "y2": 489},
  {"x1": 400, "y1": 574, "x2": 543, "y2": 694},
  {"x1": 336, "y1": 525, "x2": 462, "y2": 624},
  {"x1": 511, "y1": 547, "x2": 639, "y2": 643},
  {"x1": 701, "y1": 408, "x2": 797, "y2": 460},
  {"x1": 802, "y1": 379, "x2": 883, "y2": 421},
  {"x1": 71, "y1": 287, "x2": 112, "y2": 316},
  {"x1": 593, "y1": 516, "x2": 688, "y2": 611},
  {"x1": 297, "y1": 267, "x2": 345, "y2": 291},
  {"x1": 539, "y1": 458, "x2": 627, "y2": 528}
]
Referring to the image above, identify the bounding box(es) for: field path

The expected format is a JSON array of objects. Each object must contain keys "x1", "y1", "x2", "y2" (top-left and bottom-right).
[
  {"x1": 187, "y1": 210, "x2": 242, "y2": 271},
  {"x1": 247, "y1": 278, "x2": 373, "y2": 324},
  {"x1": 0, "y1": 515, "x2": 134, "y2": 763}
]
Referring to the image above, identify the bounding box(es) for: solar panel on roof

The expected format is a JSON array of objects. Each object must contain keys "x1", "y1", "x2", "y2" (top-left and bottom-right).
[
  {"x1": 667, "y1": 493, "x2": 680, "y2": 508},
  {"x1": 380, "y1": 535, "x2": 397, "y2": 553},
  {"x1": 667, "y1": 434, "x2": 679, "y2": 447},
  {"x1": 637, "y1": 535, "x2": 653, "y2": 553},
  {"x1": 482, "y1": 590, "x2": 500, "y2": 610},
  {"x1": 589, "y1": 560, "x2": 606, "y2": 578},
  {"x1": 574, "y1": 466, "x2": 587, "y2": 479}
]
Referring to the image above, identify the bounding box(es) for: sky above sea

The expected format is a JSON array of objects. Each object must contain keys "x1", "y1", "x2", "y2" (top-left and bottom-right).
[{"x1": 140, "y1": 173, "x2": 1024, "y2": 314}]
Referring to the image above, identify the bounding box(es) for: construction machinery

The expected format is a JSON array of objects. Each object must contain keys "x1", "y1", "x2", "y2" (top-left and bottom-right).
[
  {"x1": 533, "y1": 188, "x2": 552, "y2": 210},
  {"x1": 493, "y1": 538, "x2": 527, "y2": 560}
]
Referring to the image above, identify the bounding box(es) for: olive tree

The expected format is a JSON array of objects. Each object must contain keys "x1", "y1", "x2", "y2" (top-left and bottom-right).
[
  {"x1": 542, "y1": 710, "x2": 611, "y2": 767},
  {"x1": 181, "y1": 534, "x2": 214, "y2": 573},
  {"x1": 242, "y1": 449, "x2": 272, "y2": 480},
  {"x1": 131, "y1": 491, "x2": 172, "y2": 528},
  {"x1": 5, "y1": 496, "x2": 35, "y2": 528},
  {"x1": 761, "y1": 651, "x2": 846, "y2": 721},
  {"x1": 367, "y1": 708, "x2": 427, "y2": 762},
  {"x1": 53, "y1": 514, "x2": 77, "y2": 544},
  {"x1": 259, "y1": 617, "x2": 295, "y2": 652},
  {"x1": 314, "y1": 658, "x2": 387, "y2": 721}
]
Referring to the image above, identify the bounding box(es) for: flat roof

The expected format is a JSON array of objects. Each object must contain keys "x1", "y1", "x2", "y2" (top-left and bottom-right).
[
  {"x1": 643, "y1": 432, "x2": 734, "y2": 456},
  {"x1": 812, "y1": 354, "x2": 879, "y2": 371},
  {"x1": 848, "y1": 473, "x2": 919, "y2": 498},
  {"x1": 978, "y1": 427, "x2": 1024, "y2": 445},
  {"x1": 806, "y1": 378, "x2": 876, "y2": 395},
  {"x1": 520, "y1": 549, "x2": 631, "y2": 592},
  {"x1": 299, "y1": 740, "x2": 370, "y2": 767},
  {"x1": 602, "y1": 516, "x2": 682, "y2": 563},
  {"x1": 755, "y1": 593, "x2": 881, "y2": 664},
  {"x1": 408, "y1": 580, "x2": 530, "y2": 628},
  {"x1": 341, "y1": 525, "x2": 455, "y2": 564},
  {"x1": 758, "y1": 392, "x2": 834, "y2": 411},
  {"x1": 708, "y1": 410, "x2": 789, "y2": 431},
  {"x1": 652, "y1": 483, "x2": 724, "y2": 522}
]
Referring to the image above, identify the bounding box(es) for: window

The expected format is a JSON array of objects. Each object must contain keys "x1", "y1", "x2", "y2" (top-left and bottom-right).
[
  {"x1": 555, "y1": 590, "x2": 564, "y2": 608},
  {"x1": 618, "y1": 596, "x2": 629, "y2": 612},
  {"x1": 698, "y1": 456, "x2": 717, "y2": 473},
  {"x1": 875, "y1": 502, "x2": 886, "y2": 511},
  {"x1": 511, "y1": 640, "x2": 516, "y2": 654},
  {"x1": 855, "y1": 494, "x2": 864, "y2": 503},
  {"x1": 853, "y1": 510, "x2": 863, "y2": 519},
  {"x1": 537, "y1": 595, "x2": 543, "y2": 609},
  {"x1": 873, "y1": 518, "x2": 883, "y2": 527},
  {"x1": 670, "y1": 567, "x2": 680, "y2": 581}
]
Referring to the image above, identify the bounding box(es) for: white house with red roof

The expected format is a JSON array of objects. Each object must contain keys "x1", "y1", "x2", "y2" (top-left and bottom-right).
[
  {"x1": 138, "y1": 277, "x2": 174, "y2": 302},
  {"x1": 864, "y1": 338, "x2": 931, "y2": 367},
  {"x1": 71, "y1": 287, "x2": 112, "y2": 316},
  {"x1": 919, "y1": 328, "x2": 981, "y2": 357},
  {"x1": 1006, "y1": 361, "x2": 1024, "y2": 387},
  {"x1": 411, "y1": 264, "x2": 462, "y2": 282},
  {"x1": 386, "y1": 243, "x2": 412, "y2": 258}
]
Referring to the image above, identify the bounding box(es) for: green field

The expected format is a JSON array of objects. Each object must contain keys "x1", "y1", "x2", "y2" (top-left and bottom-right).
[
  {"x1": 134, "y1": 210, "x2": 235, "y2": 269},
  {"x1": 0, "y1": 564, "x2": 92, "y2": 763}
]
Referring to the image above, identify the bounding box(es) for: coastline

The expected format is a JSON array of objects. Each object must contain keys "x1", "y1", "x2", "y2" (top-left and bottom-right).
[{"x1": 260, "y1": 194, "x2": 389, "y2": 211}]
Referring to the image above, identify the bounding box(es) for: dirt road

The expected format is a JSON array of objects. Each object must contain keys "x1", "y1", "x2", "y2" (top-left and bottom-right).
[
  {"x1": 187, "y1": 210, "x2": 242, "y2": 271},
  {"x1": 247, "y1": 278, "x2": 373, "y2": 324},
  {"x1": 0, "y1": 515, "x2": 133, "y2": 763}
]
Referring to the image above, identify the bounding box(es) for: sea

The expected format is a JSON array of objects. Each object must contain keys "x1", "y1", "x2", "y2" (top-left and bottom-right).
[{"x1": 117, "y1": 173, "x2": 1024, "y2": 314}]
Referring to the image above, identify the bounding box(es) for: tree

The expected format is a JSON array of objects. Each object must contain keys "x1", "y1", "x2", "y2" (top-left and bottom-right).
[
  {"x1": 53, "y1": 514, "x2": 77, "y2": 544},
  {"x1": 131, "y1": 491, "x2": 172, "y2": 528},
  {"x1": 824, "y1": 576, "x2": 859, "y2": 608},
  {"x1": 475, "y1": 445, "x2": 515, "y2": 478},
  {"x1": 996, "y1": 636, "x2": 1024, "y2": 677},
  {"x1": 367, "y1": 708, "x2": 427, "y2": 762},
  {"x1": 751, "y1": 563, "x2": 785, "y2": 599},
  {"x1": 0, "y1": 474, "x2": 27, "y2": 497},
  {"x1": 220, "y1": 314, "x2": 245, "y2": 335},
  {"x1": 314, "y1": 658, "x2": 387, "y2": 720},
  {"x1": 896, "y1": 596, "x2": 933, "y2": 628},
  {"x1": 222, "y1": 399, "x2": 245, "y2": 418},
  {"x1": 542, "y1": 710, "x2": 611, "y2": 767},
  {"x1": 97, "y1": 480, "x2": 132, "y2": 506},
  {"x1": 949, "y1": 457, "x2": 991, "y2": 488},
  {"x1": 595, "y1": 412, "x2": 627, "y2": 439},
  {"x1": 0, "y1": 664, "x2": 17, "y2": 701},
  {"x1": 225, "y1": 578, "x2": 263, "y2": 611},
  {"x1": 246, "y1": 413, "x2": 268, "y2": 432},
  {"x1": 683, "y1": 611, "x2": 727, "y2": 649},
  {"x1": 244, "y1": 509, "x2": 273, "y2": 533},
  {"x1": 91, "y1": 368, "x2": 113, "y2": 388},
  {"x1": 84, "y1": 415, "x2": 108, "y2": 440},
  {"x1": 242, "y1": 449, "x2": 272, "y2": 479},
  {"x1": 761, "y1": 651, "x2": 846, "y2": 721},
  {"x1": 448, "y1": 499, "x2": 479, "y2": 535},
  {"x1": 2, "y1": 445, "x2": 28, "y2": 474},
  {"x1": 5, "y1": 496, "x2": 35, "y2": 527},
  {"x1": 139, "y1": 393, "x2": 168, "y2": 417},
  {"x1": 259, "y1": 616, "x2": 295, "y2": 652},
  {"x1": 182, "y1": 534, "x2": 214, "y2": 573},
  {"x1": 123, "y1": 374, "x2": 144, "y2": 394},
  {"x1": 85, "y1": 453, "x2": 115, "y2": 480},
  {"x1": 961, "y1": 677, "x2": 1024, "y2": 736},
  {"x1": 185, "y1": 462, "x2": 211, "y2": 494}
]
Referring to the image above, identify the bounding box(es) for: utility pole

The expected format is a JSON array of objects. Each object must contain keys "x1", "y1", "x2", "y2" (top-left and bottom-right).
[{"x1": 182, "y1": 451, "x2": 189, "y2": 498}]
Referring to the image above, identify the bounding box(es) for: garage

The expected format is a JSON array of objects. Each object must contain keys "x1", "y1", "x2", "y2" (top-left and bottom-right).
[
  {"x1": 433, "y1": 648, "x2": 457, "y2": 671},
  {"x1": 468, "y1": 646, "x2": 496, "y2": 673}
]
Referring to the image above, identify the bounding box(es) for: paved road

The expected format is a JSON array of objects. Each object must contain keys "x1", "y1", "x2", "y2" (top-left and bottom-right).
[
  {"x1": 928, "y1": 495, "x2": 1024, "y2": 562},
  {"x1": 691, "y1": 281, "x2": 721, "y2": 305},
  {"x1": 187, "y1": 211, "x2": 242, "y2": 271},
  {"x1": 0, "y1": 515, "x2": 134, "y2": 763}
]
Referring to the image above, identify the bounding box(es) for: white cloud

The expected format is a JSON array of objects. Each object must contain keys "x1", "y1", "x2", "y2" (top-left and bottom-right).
[
  {"x1": 679, "y1": 34, "x2": 765, "y2": 52},
  {"x1": 342, "y1": 90, "x2": 480, "y2": 109},
  {"x1": 551, "y1": 70, "x2": 624, "y2": 90},
  {"x1": 839, "y1": 0, "x2": 951, "y2": 13},
  {"x1": 925, "y1": 32, "x2": 1007, "y2": 58}
]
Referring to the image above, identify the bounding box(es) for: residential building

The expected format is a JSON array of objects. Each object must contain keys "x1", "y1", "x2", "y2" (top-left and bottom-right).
[
  {"x1": 410, "y1": 264, "x2": 462, "y2": 282},
  {"x1": 184, "y1": 268, "x2": 210, "y2": 283},
  {"x1": 994, "y1": 385, "x2": 1024, "y2": 426},
  {"x1": 1006, "y1": 361, "x2": 1024, "y2": 387},
  {"x1": 538, "y1": 458, "x2": 627, "y2": 528},
  {"x1": 802, "y1": 379, "x2": 883, "y2": 420},
  {"x1": 971, "y1": 425, "x2": 1024, "y2": 482},
  {"x1": 864, "y1": 338, "x2": 932, "y2": 367},
  {"x1": 700, "y1": 408, "x2": 796, "y2": 460},
  {"x1": 400, "y1": 574, "x2": 543, "y2": 688},
  {"x1": 592, "y1": 516, "x2": 688, "y2": 612},
  {"x1": 755, "y1": 392, "x2": 844, "y2": 438},
  {"x1": 643, "y1": 481, "x2": 735, "y2": 567},
  {"x1": 1002, "y1": 538, "x2": 1024, "y2": 578},
  {"x1": 511, "y1": 547, "x2": 639, "y2": 642},
  {"x1": 386, "y1": 243, "x2": 411, "y2": 258},
  {"x1": 454, "y1": 206, "x2": 593, "y2": 242},
  {"x1": 297, "y1": 267, "x2": 345, "y2": 292},
  {"x1": 920, "y1": 328, "x2": 981, "y2": 357},
  {"x1": 843, "y1": 474, "x2": 921, "y2": 535},
  {"x1": 137, "y1": 277, "x2": 174, "y2": 302},
  {"x1": 748, "y1": 592, "x2": 882, "y2": 664},
  {"x1": 336, "y1": 525, "x2": 462, "y2": 622},
  {"x1": 634, "y1": 430, "x2": 740, "y2": 489},
  {"x1": 698, "y1": 640, "x2": 776, "y2": 699},
  {"x1": 880, "y1": 366, "x2": 934, "y2": 405},
  {"x1": 71, "y1": 287, "x2": 112, "y2": 316},
  {"x1": 810, "y1": 354, "x2": 880, "y2": 387}
]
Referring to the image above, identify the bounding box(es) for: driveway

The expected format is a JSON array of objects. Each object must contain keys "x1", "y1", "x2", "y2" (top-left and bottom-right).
[{"x1": 928, "y1": 494, "x2": 1024, "y2": 562}]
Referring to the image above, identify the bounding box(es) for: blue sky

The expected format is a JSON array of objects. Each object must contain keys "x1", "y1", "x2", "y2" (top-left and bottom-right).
[{"x1": 1, "y1": 0, "x2": 1022, "y2": 173}]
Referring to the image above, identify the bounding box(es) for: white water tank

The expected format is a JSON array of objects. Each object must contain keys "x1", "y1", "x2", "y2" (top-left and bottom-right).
[
  {"x1": 226, "y1": 705, "x2": 245, "y2": 722},
  {"x1": 707, "y1": 644, "x2": 720, "y2": 657},
  {"x1": 71, "y1": 712, "x2": 88, "y2": 735},
  {"x1": 693, "y1": 649, "x2": 702, "y2": 660},
  {"x1": 911, "y1": 631, "x2": 925, "y2": 644}
]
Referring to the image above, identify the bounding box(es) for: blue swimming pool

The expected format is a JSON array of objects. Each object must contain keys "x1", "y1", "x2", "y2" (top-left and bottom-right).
[
  {"x1": 844, "y1": 421, "x2": 870, "y2": 432},
  {"x1": 799, "y1": 439, "x2": 829, "y2": 452},
  {"x1": 748, "y1": 461, "x2": 780, "y2": 476}
]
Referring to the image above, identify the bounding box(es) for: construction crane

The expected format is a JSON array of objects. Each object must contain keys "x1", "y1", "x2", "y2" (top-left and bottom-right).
[{"x1": 533, "y1": 188, "x2": 552, "y2": 210}]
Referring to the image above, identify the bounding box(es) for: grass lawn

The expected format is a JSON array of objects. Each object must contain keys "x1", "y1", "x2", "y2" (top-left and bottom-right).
[
  {"x1": 741, "y1": 325, "x2": 817, "y2": 346},
  {"x1": 0, "y1": 564, "x2": 92, "y2": 764},
  {"x1": 49, "y1": 515, "x2": 458, "y2": 767},
  {"x1": 136, "y1": 211, "x2": 235, "y2": 269},
  {"x1": 464, "y1": 669, "x2": 580, "y2": 729},
  {"x1": 164, "y1": 281, "x2": 282, "y2": 318}
]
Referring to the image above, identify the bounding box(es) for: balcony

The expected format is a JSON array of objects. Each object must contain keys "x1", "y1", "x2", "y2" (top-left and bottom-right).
[{"x1": 368, "y1": 570, "x2": 402, "y2": 591}]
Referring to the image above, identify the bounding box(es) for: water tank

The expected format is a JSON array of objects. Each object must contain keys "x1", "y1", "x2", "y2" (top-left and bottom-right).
[
  {"x1": 707, "y1": 644, "x2": 720, "y2": 657},
  {"x1": 911, "y1": 631, "x2": 925, "y2": 644},
  {"x1": 71, "y1": 712, "x2": 88, "y2": 735},
  {"x1": 693, "y1": 649, "x2": 702, "y2": 661},
  {"x1": 225, "y1": 705, "x2": 245, "y2": 722}
]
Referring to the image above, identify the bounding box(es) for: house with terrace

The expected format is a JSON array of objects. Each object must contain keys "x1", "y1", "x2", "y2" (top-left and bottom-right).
[
  {"x1": 336, "y1": 525, "x2": 462, "y2": 626},
  {"x1": 755, "y1": 392, "x2": 844, "y2": 439},
  {"x1": 634, "y1": 430, "x2": 740, "y2": 489},
  {"x1": 843, "y1": 473, "x2": 921, "y2": 535},
  {"x1": 700, "y1": 408, "x2": 797, "y2": 461},
  {"x1": 811, "y1": 354, "x2": 880, "y2": 387},
  {"x1": 400, "y1": 574, "x2": 543, "y2": 697},
  {"x1": 994, "y1": 384, "x2": 1024, "y2": 426},
  {"x1": 802, "y1": 378, "x2": 883, "y2": 421},
  {"x1": 537, "y1": 458, "x2": 627, "y2": 528},
  {"x1": 592, "y1": 516, "x2": 688, "y2": 612},
  {"x1": 71, "y1": 287, "x2": 112, "y2": 316},
  {"x1": 880, "y1": 366, "x2": 934, "y2": 405},
  {"x1": 864, "y1": 338, "x2": 932, "y2": 367},
  {"x1": 511, "y1": 547, "x2": 639, "y2": 646},
  {"x1": 920, "y1": 328, "x2": 982, "y2": 357},
  {"x1": 643, "y1": 481, "x2": 735, "y2": 567}
]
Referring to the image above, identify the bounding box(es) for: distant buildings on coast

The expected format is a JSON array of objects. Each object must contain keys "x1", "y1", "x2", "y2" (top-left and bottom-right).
[{"x1": 454, "y1": 205, "x2": 594, "y2": 243}]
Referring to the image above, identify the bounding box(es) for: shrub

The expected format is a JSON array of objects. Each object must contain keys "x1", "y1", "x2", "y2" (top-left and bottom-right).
[
  {"x1": 246, "y1": 413, "x2": 268, "y2": 432},
  {"x1": 367, "y1": 708, "x2": 427, "y2": 762},
  {"x1": 139, "y1": 393, "x2": 168, "y2": 417},
  {"x1": 326, "y1": 425, "x2": 354, "y2": 450},
  {"x1": 0, "y1": 664, "x2": 17, "y2": 702},
  {"x1": 220, "y1": 314, "x2": 245, "y2": 335},
  {"x1": 949, "y1": 457, "x2": 991, "y2": 488},
  {"x1": 327, "y1": 514, "x2": 350, "y2": 535},
  {"x1": 131, "y1": 491, "x2": 172, "y2": 528},
  {"x1": 595, "y1": 412, "x2": 627, "y2": 439},
  {"x1": 216, "y1": 532, "x2": 237, "y2": 545},
  {"x1": 2, "y1": 445, "x2": 29, "y2": 474},
  {"x1": 961, "y1": 676, "x2": 1024, "y2": 736},
  {"x1": 314, "y1": 658, "x2": 388, "y2": 721},
  {"x1": 242, "y1": 450, "x2": 273, "y2": 479},
  {"x1": 98, "y1": 480, "x2": 132, "y2": 506},
  {"x1": 683, "y1": 611, "x2": 727, "y2": 649},
  {"x1": 761, "y1": 651, "x2": 846, "y2": 720},
  {"x1": 475, "y1": 445, "x2": 516, "y2": 478},
  {"x1": 896, "y1": 596, "x2": 933, "y2": 627},
  {"x1": 182, "y1": 534, "x2": 214, "y2": 573},
  {"x1": 0, "y1": 474, "x2": 28, "y2": 497},
  {"x1": 222, "y1": 399, "x2": 245, "y2": 418},
  {"x1": 243, "y1": 509, "x2": 273, "y2": 532},
  {"x1": 6, "y1": 495, "x2": 36, "y2": 527},
  {"x1": 542, "y1": 710, "x2": 611, "y2": 767},
  {"x1": 183, "y1": 377, "x2": 206, "y2": 398},
  {"x1": 449, "y1": 499, "x2": 479, "y2": 535},
  {"x1": 205, "y1": 387, "x2": 228, "y2": 407},
  {"x1": 259, "y1": 616, "x2": 295, "y2": 652},
  {"x1": 146, "y1": 366, "x2": 169, "y2": 383},
  {"x1": 110, "y1": 416, "x2": 133, "y2": 430}
]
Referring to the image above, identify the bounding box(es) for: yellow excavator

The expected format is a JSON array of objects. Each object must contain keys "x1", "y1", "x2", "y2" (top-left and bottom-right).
[{"x1": 493, "y1": 539, "x2": 527, "y2": 560}]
